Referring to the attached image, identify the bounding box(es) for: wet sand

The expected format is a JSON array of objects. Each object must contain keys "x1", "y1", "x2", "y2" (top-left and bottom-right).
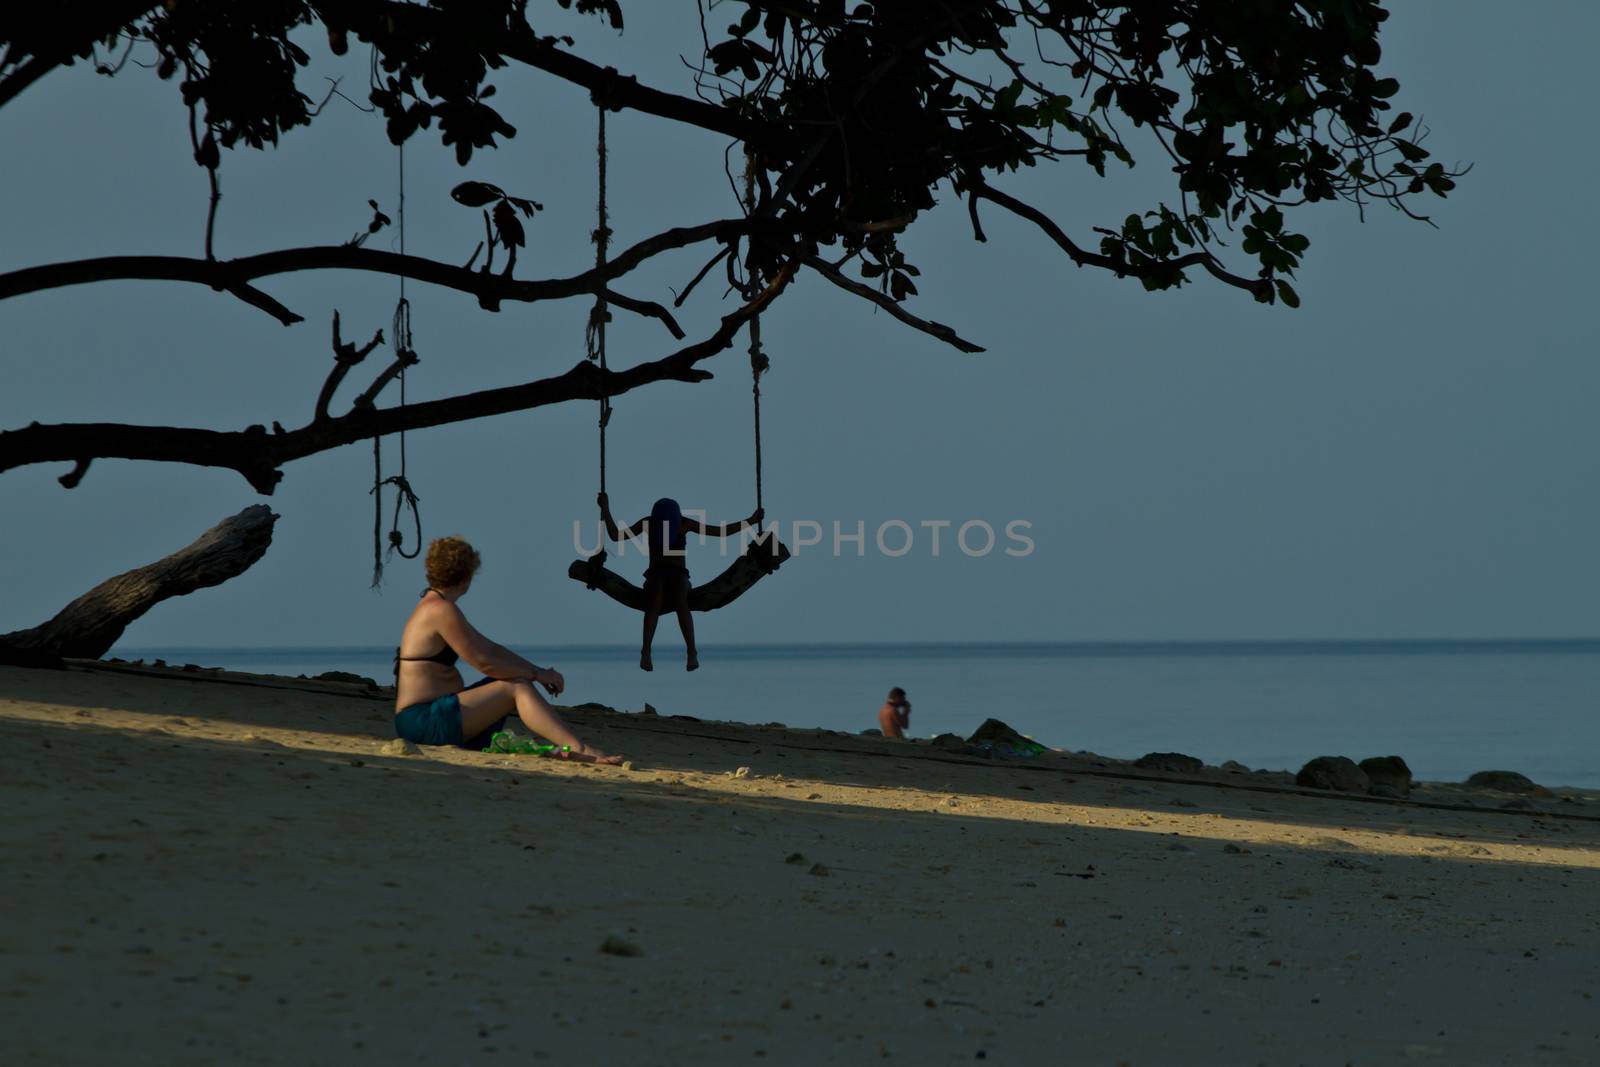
[{"x1": 3, "y1": 662, "x2": 1598, "y2": 1065}]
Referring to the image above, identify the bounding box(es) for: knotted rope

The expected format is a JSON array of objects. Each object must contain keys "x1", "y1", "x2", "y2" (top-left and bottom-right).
[{"x1": 371, "y1": 141, "x2": 423, "y2": 586}]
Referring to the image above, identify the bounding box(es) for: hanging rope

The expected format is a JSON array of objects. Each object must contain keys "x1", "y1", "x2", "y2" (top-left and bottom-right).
[
  {"x1": 587, "y1": 106, "x2": 612, "y2": 498},
  {"x1": 750, "y1": 310, "x2": 767, "y2": 527},
  {"x1": 744, "y1": 150, "x2": 769, "y2": 532},
  {"x1": 371, "y1": 141, "x2": 423, "y2": 587}
]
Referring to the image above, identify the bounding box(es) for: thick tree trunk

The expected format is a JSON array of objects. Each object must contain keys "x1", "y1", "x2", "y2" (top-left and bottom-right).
[{"x1": 0, "y1": 505, "x2": 278, "y2": 661}]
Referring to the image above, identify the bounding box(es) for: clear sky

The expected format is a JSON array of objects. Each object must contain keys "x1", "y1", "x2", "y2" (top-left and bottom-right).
[{"x1": 2, "y1": 3, "x2": 1597, "y2": 649}]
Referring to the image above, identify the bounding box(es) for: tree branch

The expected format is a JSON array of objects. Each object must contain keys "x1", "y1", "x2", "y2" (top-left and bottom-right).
[
  {"x1": 799, "y1": 255, "x2": 985, "y2": 354},
  {"x1": 972, "y1": 181, "x2": 1271, "y2": 298},
  {"x1": 0, "y1": 219, "x2": 746, "y2": 325},
  {"x1": 602, "y1": 287, "x2": 685, "y2": 340},
  {"x1": 0, "y1": 264, "x2": 796, "y2": 493},
  {"x1": 314, "y1": 311, "x2": 385, "y2": 423},
  {"x1": 0, "y1": 504, "x2": 278, "y2": 659},
  {"x1": 0, "y1": 1, "x2": 161, "y2": 111},
  {"x1": 332, "y1": 1, "x2": 757, "y2": 142}
]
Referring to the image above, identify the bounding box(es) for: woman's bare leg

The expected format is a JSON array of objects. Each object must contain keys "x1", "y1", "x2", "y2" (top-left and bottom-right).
[
  {"x1": 458, "y1": 681, "x2": 621, "y2": 764},
  {"x1": 641, "y1": 580, "x2": 664, "y2": 671}
]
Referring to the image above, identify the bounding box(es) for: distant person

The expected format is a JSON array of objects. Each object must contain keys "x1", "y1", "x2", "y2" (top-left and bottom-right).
[
  {"x1": 598, "y1": 493, "x2": 763, "y2": 672},
  {"x1": 393, "y1": 536, "x2": 620, "y2": 763},
  {"x1": 878, "y1": 688, "x2": 912, "y2": 739}
]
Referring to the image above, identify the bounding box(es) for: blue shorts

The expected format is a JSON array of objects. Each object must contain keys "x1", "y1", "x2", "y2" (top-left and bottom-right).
[{"x1": 393, "y1": 678, "x2": 504, "y2": 749}]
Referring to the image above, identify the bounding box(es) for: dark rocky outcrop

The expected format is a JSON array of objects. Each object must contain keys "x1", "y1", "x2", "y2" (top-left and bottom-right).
[
  {"x1": 1135, "y1": 752, "x2": 1204, "y2": 775},
  {"x1": 311, "y1": 670, "x2": 380, "y2": 688},
  {"x1": 0, "y1": 645, "x2": 64, "y2": 670},
  {"x1": 966, "y1": 718, "x2": 1032, "y2": 747},
  {"x1": 1359, "y1": 755, "x2": 1413, "y2": 797},
  {"x1": 1465, "y1": 770, "x2": 1540, "y2": 794},
  {"x1": 1295, "y1": 756, "x2": 1369, "y2": 793}
]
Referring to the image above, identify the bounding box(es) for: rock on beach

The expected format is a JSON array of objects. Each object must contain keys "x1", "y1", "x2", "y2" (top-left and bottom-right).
[{"x1": 1295, "y1": 756, "x2": 1369, "y2": 793}]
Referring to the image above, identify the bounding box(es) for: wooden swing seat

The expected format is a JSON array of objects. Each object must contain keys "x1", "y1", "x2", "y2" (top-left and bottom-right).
[{"x1": 567, "y1": 533, "x2": 791, "y2": 612}]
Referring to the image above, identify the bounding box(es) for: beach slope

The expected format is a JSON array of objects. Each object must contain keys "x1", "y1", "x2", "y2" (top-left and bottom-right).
[{"x1": 3, "y1": 663, "x2": 1598, "y2": 1065}]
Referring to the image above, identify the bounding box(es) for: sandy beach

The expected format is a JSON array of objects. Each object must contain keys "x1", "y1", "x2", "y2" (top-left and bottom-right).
[{"x1": 3, "y1": 661, "x2": 1599, "y2": 1066}]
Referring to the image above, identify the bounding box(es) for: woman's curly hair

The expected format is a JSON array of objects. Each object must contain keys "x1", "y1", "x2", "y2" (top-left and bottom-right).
[{"x1": 425, "y1": 536, "x2": 481, "y2": 590}]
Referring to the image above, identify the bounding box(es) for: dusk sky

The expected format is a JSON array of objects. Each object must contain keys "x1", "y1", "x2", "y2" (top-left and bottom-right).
[{"x1": 3, "y1": 2, "x2": 1597, "y2": 650}]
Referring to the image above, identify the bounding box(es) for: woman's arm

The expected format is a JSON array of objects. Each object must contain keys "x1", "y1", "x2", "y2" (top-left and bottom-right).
[
  {"x1": 683, "y1": 507, "x2": 765, "y2": 539},
  {"x1": 434, "y1": 602, "x2": 562, "y2": 694}
]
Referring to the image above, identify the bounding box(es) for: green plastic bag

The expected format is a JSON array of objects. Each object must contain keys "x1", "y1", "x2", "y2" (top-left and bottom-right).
[{"x1": 483, "y1": 731, "x2": 567, "y2": 757}]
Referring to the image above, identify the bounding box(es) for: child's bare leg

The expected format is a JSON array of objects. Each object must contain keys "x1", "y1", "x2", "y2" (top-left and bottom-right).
[
  {"x1": 641, "y1": 579, "x2": 664, "y2": 671},
  {"x1": 675, "y1": 579, "x2": 698, "y2": 671}
]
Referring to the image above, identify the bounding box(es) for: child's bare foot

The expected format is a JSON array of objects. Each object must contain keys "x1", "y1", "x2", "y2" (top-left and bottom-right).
[
  {"x1": 686, "y1": 653, "x2": 699, "y2": 672},
  {"x1": 640, "y1": 650, "x2": 653, "y2": 672}
]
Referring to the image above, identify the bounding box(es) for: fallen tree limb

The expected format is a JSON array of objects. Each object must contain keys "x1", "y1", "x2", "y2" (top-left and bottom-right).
[
  {"x1": 567, "y1": 536, "x2": 792, "y2": 613},
  {"x1": 0, "y1": 505, "x2": 278, "y2": 659}
]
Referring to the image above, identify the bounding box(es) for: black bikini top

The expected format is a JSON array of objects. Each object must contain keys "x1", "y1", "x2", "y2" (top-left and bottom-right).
[{"x1": 393, "y1": 589, "x2": 461, "y2": 675}]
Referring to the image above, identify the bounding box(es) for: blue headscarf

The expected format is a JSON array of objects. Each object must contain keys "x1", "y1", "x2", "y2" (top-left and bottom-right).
[{"x1": 649, "y1": 497, "x2": 685, "y2": 554}]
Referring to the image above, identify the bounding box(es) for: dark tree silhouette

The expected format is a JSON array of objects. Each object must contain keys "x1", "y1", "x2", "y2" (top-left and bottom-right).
[
  {"x1": 0, "y1": 1, "x2": 1463, "y2": 492},
  {"x1": 0, "y1": 506, "x2": 279, "y2": 661}
]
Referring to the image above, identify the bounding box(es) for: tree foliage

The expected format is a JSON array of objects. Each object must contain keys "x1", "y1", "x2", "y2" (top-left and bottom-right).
[{"x1": 0, "y1": 1, "x2": 1463, "y2": 490}]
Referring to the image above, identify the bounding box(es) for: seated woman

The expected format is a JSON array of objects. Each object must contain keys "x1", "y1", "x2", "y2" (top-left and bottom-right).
[
  {"x1": 394, "y1": 535, "x2": 620, "y2": 763},
  {"x1": 598, "y1": 493, "x2": 762, "y2": 671}
]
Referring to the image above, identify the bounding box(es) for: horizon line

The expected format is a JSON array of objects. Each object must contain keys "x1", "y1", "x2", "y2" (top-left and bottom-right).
[{"x1": 111, "y1": 636, "x2": 1600, "y2": 653}]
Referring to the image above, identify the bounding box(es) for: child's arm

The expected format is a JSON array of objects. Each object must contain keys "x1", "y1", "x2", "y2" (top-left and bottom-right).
[
  {"x1": 598, "y1": 493, "x2": 647, "y2": 541},
  {"x1": 683, "y1": 507, "x2": 765, "y2": 538}
]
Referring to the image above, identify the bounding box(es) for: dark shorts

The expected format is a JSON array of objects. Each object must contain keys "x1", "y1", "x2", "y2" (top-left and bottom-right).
[
  {"x1": 644, "y1": 567, "x2": 690, "y2": 598},
  {"x1": 393, "y1": 677, "x2": 505, "y2": 749}
]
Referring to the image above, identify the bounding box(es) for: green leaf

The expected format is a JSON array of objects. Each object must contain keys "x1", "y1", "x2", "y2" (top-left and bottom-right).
[{"x1": 1274, "y1": 279, "x2": 1300, "y2": 308}]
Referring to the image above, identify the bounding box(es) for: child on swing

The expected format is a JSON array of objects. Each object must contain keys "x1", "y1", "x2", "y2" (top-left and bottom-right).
[{"x1": 599, "y1": 493, "x2": 764, "y2": 671}]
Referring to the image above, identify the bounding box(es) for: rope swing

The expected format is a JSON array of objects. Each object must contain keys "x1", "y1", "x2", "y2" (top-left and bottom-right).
[
  {"x1": 568, "y1": 120, "x2": 789, "y2": 612},
  {"x1": 588, "y1": 106, "x2": 613, "y2": 497},
  {"x1": 370, "y1": 140, "x2": 423, "y2": 587}
]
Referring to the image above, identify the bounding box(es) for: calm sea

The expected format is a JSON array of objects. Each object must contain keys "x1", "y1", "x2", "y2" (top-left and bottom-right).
[{"x1": 109, "y1": 641, "x2": 1600, "y2": 789}]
